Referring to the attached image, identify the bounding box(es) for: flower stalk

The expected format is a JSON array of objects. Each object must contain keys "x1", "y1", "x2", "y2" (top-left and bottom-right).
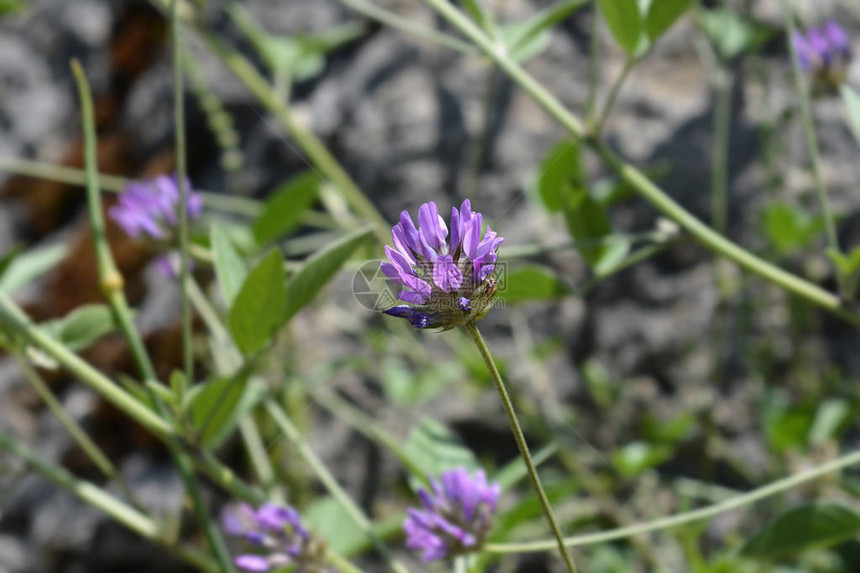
[{"x1": 464, "y1": 320, "x2": 579, "y2": 573}]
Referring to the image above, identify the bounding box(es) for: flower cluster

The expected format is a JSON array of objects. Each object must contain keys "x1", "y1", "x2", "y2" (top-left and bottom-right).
[
  {"x1": 221, "y1": 502, "x2": 332, "y2": 572},
  {"x1": 381, "y1": 200, "x2": 503, "y2": 330},
  {"x1": 793, "y1": 20, "x2": 852, "y2": 89},
  {"x1": 109, "y1": 174, "x2": 203, "y2": 242},
  {"x1": 403, "y1": 468, "x2": 501, "y2": 562}
]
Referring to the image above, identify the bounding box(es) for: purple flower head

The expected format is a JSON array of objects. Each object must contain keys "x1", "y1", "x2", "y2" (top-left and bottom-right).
[
  {"x1": 381, "y1": 200, "x2": 503, "y2": 330},
  {"x1": 404, "y1": 468, "x2": 501, "y2": 562},
  {"x1": 109, "y1": 174, "x2": 203, "y2": 242},
  {"x1": 793, "y1": 20, "x2": 852, "y2": 89},
  {"x1": 221, "y1": 502, "x2": 332, "y2": 572}
]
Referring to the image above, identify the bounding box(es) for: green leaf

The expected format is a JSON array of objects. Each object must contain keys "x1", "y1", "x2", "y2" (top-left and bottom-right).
[
  {"x1": 828, "y1": 247, "x2": 860, "y2": 276},
  {"x1": 646, "y1": 0, "x2": 695, "y2": 41},
  {"x1": 500, "y1": 0, "x2": 589, "y2": 63},
  {"x1": 761, "y1": 202, "x2": 823, "y2": 255},
  {"x1": 304, "y1": 497, "x2": 368, "y2": 555},
  {"x1": 841, "y1": 85, "x2": 860, "y2": 145},
  {"x1": 189, "y1": 376, "x2": 263, "y2": 448},
  {"x1": 564, "y1": 184, "x2": 617, "y2": 268},
  {"x1": 0, "y1": 243, "x2": 68, "y2": 294},
  {"x1": 43, "y1": 304, "x2": 117, "y2": 352},
  {"x1": 599, "y1": 0, "x2": 642, "y2": 55},
  {"x1": 0, "y1": 246, "x2": 22, "y2": 281},
  {"x1": 0, "y1": 0, "x2": 23, "y2": 16},
  {"x1": 283, "y1": 229, "x2": 371, "y2": 323},
  {"x1": 462, "y1": 0, "x2": 493, "y2": 32},
  {"x1": 809, "y1": 399, "x2": 851, "y2": 445},
  {"x1": 211, "y1": 224, "x2": 247, "y2": 308},
  {"x1": 741, "y1": 503, "x2": 860, "y2": 559},
  {"x1": 699, "y1": 9, "x2": 775, "y2": 60},
  {"x1": 403, "y1": 418, "x2": 478, "y2": 479},
  {"x1": 228, "y1": 250, "x2": 288, "y2": 356},
  {"x1": 498, "y1": 265, "x2": 570, "y2": 303},
  {"x1": 253, "y1": 172, "x2": 320, "y2": 245},
  {"x1": 612, "y1": 441, "x2": 672, "y2": 478},
  {"x1": 533, "y1": 139, "x2": 582, "y2": 213}
]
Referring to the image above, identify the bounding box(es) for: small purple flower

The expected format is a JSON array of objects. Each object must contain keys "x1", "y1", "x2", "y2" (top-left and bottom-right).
[
  {"x1": 221, "y1": 502, "x2": 333, "y2": 572},
  {"x1": 403, "y1": 468, "x2": 501, "y2": 562},
  {"x1": 109, "y1": 174, "x2": 203, "y2": 241},
  {"x1": 793, "y1": 20, "x2": 852, "y2": 89},
  {"x1": 381, "y1": 200, "x2": 503, "y2": 330}
]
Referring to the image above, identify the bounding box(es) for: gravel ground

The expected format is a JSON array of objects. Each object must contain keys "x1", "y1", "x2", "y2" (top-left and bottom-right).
[{"x1": 2, "y1": 0, "x2": 860, "y2": 571}]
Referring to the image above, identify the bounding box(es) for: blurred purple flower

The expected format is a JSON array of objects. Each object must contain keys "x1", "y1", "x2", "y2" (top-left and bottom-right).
[
  {"x1": 793, "y1": 20, "x2": 852, "y2": 87},
  {"x1": 109, "y1": 174, "x2": 203, "y2": 241},
  {"x1": 403, "y1": 468, "x2": 501, "y2": 562},
  {"x1": 221, "y1": 502, "x2": 332, "y2": 572},
  {"x1": 380, "y1": 200, "x2": 503, "y2": 330}
]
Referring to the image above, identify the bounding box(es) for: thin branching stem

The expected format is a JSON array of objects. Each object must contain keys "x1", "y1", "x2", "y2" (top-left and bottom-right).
[
  {"x1": 486, "y1": 446, "x2": 860, "y2": 552},
  {"x1": 172, "y1": 0, "x2": 194, "y2": 390},
  {"x1": 0, "y1": 430, "x2": 217, "y2": 572},
  {"x1": 421, "y1": 0, "x2": 860, "y2": 329},
  {"x1": 72, "y1": 57, "x2": 237, "y2": 572},
  {"x1": 782, "y1": 0, "x2": 839, "y2": 252}
]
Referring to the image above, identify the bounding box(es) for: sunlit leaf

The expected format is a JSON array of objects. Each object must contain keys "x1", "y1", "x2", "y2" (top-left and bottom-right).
[
  {"x1": 498, "y1": 265, "x2": 570, "y2": 303},
  {"x1": 0, "y1": 244, "x2": 67, "y2": 294},
  {"x1": 403, "y1": 418, "x2": 478, "y2": 480},
  {"x1": 283, "y1": 229, "x2": 371, "y2": 323},
  {"x1": 598, "y1": 0, "x2": 642, "y2": 55},
  {"x1": 646, "y1": 0, "x2": 695, "y2": 41},
  {"x1": 43, "y1": 305, "x2": 117, "y2": 352},
  {"x1": 228, "y1": 250, "x2": 287, "y2": 356},
  {"x1": 211, "y1": 224, "x2": 248, "y2": 308},
  {"x1": 189, "y1": 376, "x2": 263, "y2": 448},
  {"x1": 253, "y1": 172, "x2": 320, "y2": 245}
]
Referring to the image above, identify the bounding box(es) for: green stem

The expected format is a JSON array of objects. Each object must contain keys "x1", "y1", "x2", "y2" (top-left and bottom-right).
[
  {"x1": 0, "y1": 293, "x2": 172, "y2": 437},
  {"x1": 421, "y1": 0, "x2": 860, "y2": 328},
  {"x1": 783, "y1": 0, "x2": 839, "y2": 252},
  {"x1": 0, "y1": 430, "x2": 217, "y2": 572},
  {"x1": 710, "y1": 65, "x2": 731, "y2": 234},
  {"x1": 73, "y1": 57, "x2": 236, "y2": 572},
  {"x1": 178, "y1": 14, "x2": 389, "y2": 242},
  {"x1": 14, "y1": 354, "x2": 119, "y2": 482},
  {"x1": 463, "y1": 321, "x2": 578, "y2": 573},
  {"x1": 0, "y1": 291, "x2": 266, "y2": 508},
  {"x1": 326, "y1": 549, "x2": 367, "y2": 573},
  {"x1": 339, "y1": 0, "x2": 479, "y2": 55},
  {"x1": 585, "y1": 5, "x2": 601, "y2": 121},
  {"x1": 0, "y1": 155, "x2": 261, "y2": 216},
  {"x1": 593, "y1": 57, "x2": 634, "y2": 136},
  {"x1": 263, "y1": 400, "x2": 409, "y2": 573},
  {"x1": 172, "y1": 0, "x2": 194, "y2": 389},
  {"x1": 486, "y1": 447, "x2": 860, "y2": 553}
]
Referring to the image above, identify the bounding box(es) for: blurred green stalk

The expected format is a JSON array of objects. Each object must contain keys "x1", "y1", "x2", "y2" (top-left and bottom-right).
[
  {"x1": 487, "y1": 446, "x2": 860, "y2": 552},
  {"x1": 72, "y1": 57, "x2": 237, "y2": 572}
]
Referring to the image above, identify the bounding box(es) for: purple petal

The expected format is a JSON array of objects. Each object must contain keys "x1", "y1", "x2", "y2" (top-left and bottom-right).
[
  {"x1": 235, "y1": 555, "x2": 271, "y2": 572},
  {"x1": 825, "y1": 20, "x2": 851, "y2": 56},
  {"x1": 418, "y1": 202, "x2": 447, "y2": 250},
  {"x1": 793, "y1": 31, "x2": 815, "y2": 70},
  {"x1": 432, "y1": 255, "x2": 463, "y2": 292},
  {"x1": 385, "y1": 245, "x2": 415, "y2": 276},
  {"x1": 380, "y1": 262, "x2": 405, "y2": 285},
  {"x1": 450, "y1": 206, "x2": 461, "y2": 251},
  {"x1": 461, "y1": 212, "x2": 482, "y2": 261},
  {"x1": 398, "y1": 211, "x2": 422, "y2": 253},
  {"x1": 392, "y1": 223, "x2": 418, "y2": 264}
]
